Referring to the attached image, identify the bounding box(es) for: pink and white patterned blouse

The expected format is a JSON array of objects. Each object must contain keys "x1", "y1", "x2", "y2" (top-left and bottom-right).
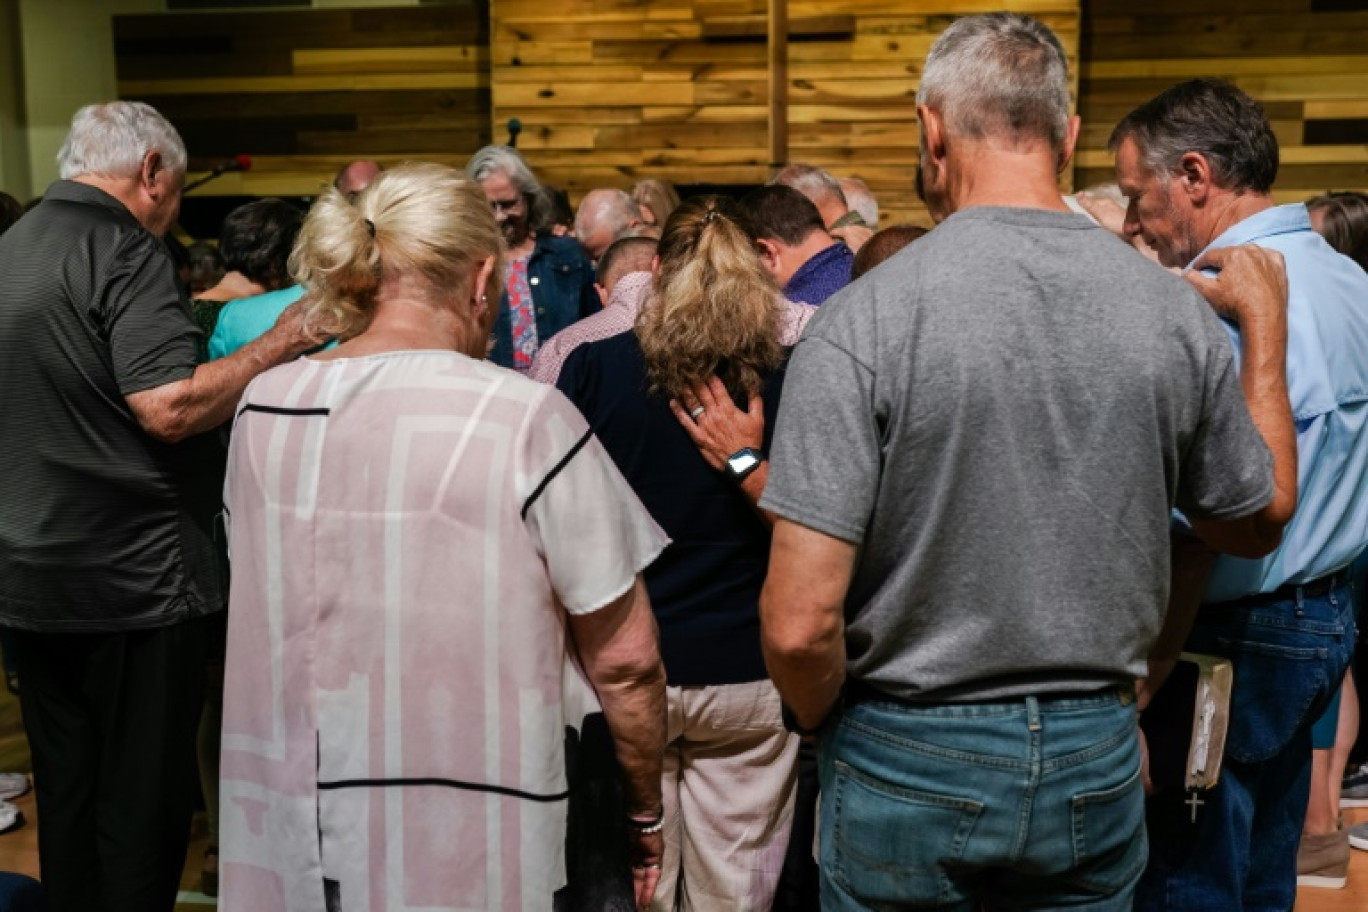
[{"x1": 219, "y1": 350, "x2": 668, "y2": 911}]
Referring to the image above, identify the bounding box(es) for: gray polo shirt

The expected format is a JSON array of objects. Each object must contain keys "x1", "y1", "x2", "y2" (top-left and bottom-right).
[
  {"x1": 761, "y1": 206, "x2": 1274, "y2": 703},
  {"x1": 0, "y1": 181, "x2": 224, "y2": 632}
]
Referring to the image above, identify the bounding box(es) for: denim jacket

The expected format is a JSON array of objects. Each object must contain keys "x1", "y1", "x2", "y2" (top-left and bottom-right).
[{"x1": 490, "y1": 234, "x2": 598, "y2": 369}]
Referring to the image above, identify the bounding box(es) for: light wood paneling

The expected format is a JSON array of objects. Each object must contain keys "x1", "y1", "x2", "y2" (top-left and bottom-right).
[
  {"x1": 1077, "y1": 0, "x2": 1368, "y2": 199},
  {"x1": 493, "y1": 0, "x2": 1079, "y2": 227},
  {"x1": 114, "y1": 5, "x2": 490, "y2": 198}
]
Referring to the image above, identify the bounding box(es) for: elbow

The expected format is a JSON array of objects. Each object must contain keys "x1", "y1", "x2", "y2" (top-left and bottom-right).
[
  {"x1": 1228, "y1": 523, "x2": 1285, "y2": 560},
  {"x1": 140, "y1": 413, "x2": 194, "y2": 444},
  {"x1": 590, "y1": 648, "x2": 666, "y2": 696},
  {"x1": 761, "y1": 600, "x2": 843, "y2": 668}
]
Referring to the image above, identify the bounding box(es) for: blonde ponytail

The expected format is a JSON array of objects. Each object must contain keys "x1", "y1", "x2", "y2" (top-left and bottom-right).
[
  {"x1": 291, "y1": 162, "x2": 503, "y2": 340},
  {"x1": 636, "y1": 195, "x2": 783, "y2": 401}
]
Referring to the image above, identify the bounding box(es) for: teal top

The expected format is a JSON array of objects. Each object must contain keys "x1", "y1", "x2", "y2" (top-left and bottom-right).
[{"x1": 207, "y1": 285, "x2": 307, "y2": 360}]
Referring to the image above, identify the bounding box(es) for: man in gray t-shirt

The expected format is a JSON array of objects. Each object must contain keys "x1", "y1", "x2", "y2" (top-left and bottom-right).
[{"x1": 757, "y1": 14, "x2": 1296, "y2": 910}]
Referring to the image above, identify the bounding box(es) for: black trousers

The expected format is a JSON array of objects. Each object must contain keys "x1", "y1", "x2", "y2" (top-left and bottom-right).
[{"x1": 9, "y1": 615, "x2": 208, "y2": 912}]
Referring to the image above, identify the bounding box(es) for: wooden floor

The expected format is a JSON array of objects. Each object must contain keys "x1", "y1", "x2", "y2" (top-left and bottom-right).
[{"x1": 0, "y1": 682, "x2": 1361, "y2": 909}]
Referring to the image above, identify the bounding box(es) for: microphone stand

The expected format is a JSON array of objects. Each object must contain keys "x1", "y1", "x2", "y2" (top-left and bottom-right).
[{"x1": 182, "y1": 167, "x2": 240, "y2": 195}]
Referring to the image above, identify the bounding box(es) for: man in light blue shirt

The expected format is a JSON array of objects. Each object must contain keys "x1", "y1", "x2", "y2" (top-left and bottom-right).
[{"x1": 1114, "y1": 78, "x2": 1368, "y2": 910}]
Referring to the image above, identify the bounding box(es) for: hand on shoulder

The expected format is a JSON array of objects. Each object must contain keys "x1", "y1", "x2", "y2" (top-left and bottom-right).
[{"x1": 1185, "y1": 244, "x2": 1288, "y2": 326}]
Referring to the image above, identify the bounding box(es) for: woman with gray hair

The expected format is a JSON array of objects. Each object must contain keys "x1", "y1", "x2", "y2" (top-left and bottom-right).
[{"x1": 465, "y1": 145, "x2": 598, "y2": 372}]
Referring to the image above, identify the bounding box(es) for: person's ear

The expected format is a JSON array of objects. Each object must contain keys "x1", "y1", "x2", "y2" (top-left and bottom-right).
[
  {"x1": 1178, "y1": 152, "x2": 1214, "y2": 206},
  {"x1": 755, "y1": 238, "x2": 782, "y2": 273},
  {"x1": 1058, "y1": 115, "x2": 1082, "y2": 174},
  {"x1": 917, "y1": 104, "x2": 947, "y2": 169},
  {"x1": 141, "y1": 151, "x2": 164, "y2": 199},
  {"x1": 471, "y1": 255, "x2": 496, "y2": 316}
]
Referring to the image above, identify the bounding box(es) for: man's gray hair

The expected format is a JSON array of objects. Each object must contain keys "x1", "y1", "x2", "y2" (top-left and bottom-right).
[
  {"x1": 916, "y1": 13, "x2": 1071, "y2": 150},
  {"x1": 465, "y1": 144, "x2": 541, "y2": 197},
  {"x1": 57, "y1": 101, "x2": 187, "y2": 180},
  {"x1": 839, "y1": 177, "x2": 879, "y2": 228},
  {"x1": 575, "y1": 189, "x2": 640, "y2": 243},
  {"x1": 771, "y1": 163, "x2": 847, "y2": 208}
]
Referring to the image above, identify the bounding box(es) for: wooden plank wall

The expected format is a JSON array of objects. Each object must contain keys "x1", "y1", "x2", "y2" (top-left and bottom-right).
[
  {"x1": 493, "y1": 0, "x2": 1080, "y2": 228},
  {"x1": 1077, "y1": 0, "x2": 1368, "y2": 203},
  {"x1": 114, "y1": 4, "x2": 490, "y2": 197}
]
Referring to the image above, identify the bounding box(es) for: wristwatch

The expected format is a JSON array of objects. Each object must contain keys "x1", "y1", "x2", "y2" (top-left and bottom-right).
[{"x1": 725, "y1": 447, "x2": 765, "y2": 483}]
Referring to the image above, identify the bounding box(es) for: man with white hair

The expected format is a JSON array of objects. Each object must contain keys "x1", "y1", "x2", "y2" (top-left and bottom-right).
[
  {"x1": 838, "y1": 177, "x2": 879, "y2": 230},
  {"x1": 771, "y1": 163, "x2": 873, "y2": 252},
  {"x1": 574, "y1": 187, "x2": 652, "y2": 262},
  {"x1": 756, "y1": 14, "x2": 1295, "y2": 909},
  {"x1": 0, "y1": 101, "x2": 317, "y2": 911}
]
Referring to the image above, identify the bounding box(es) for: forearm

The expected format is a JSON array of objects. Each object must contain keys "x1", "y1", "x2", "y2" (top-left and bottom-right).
[
  {"x1": 596, "y1": 663, "x2": 667, "y2": 817},
  {"x1": 738, "y1": 464, "x2": 778, "y2": 526},
  {"x1": 574, "y1": 578, "x2": 667, "y2": 817},
  {"x1": 1237, "y1": 312, "x2": 1297, "y2": 530},
  {"x1": 760, "y1": 521, "x2": 856, "y2": 730},
  {"x1": 762, "y1": 608, "x2": 846, "y2": 729},
  {"x1": 130, "y1": 323, "x2": 308, "y2": 442}
]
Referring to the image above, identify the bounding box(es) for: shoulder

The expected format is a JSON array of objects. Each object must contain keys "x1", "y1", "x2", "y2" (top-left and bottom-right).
[
  {"x1": 561, "y1": 330, "x2": 637, "y2": 377},
  {"x1": 534, "y1": 233, "x2": 591, "y2": 265},
  {"x1": 218, "y1": 285, "x2": 304, "y2": 327}
]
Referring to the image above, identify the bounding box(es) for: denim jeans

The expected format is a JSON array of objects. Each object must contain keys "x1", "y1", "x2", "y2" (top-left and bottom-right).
[
  {"x1": 1137, "y1": 580, "x2": 1356, "y2": 912},
  {"x1": 818, "y1": 688, "x2": 1145, "y2": 910}
]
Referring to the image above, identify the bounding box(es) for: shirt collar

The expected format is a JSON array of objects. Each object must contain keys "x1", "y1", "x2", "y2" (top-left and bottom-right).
[
  {"x1": 607, "y1": 270, "x2": 652, "y2": 315},
  {"x1": 1188, "y1": 203, "x2": 1311, "y2": 268},
  {"x1": 43, "y1": 180, "x2": 140, "y2": 224}
]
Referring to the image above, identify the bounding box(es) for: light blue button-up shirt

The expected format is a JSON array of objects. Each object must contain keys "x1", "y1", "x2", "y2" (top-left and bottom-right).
[{"x1": 1192, "y1": 204, "x2": 1368, "y2": 601}]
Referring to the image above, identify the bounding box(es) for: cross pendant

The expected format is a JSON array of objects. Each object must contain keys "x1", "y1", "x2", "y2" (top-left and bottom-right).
[{"x1": 1186, "y1": 789, "x2": 1204, "y2": 823}]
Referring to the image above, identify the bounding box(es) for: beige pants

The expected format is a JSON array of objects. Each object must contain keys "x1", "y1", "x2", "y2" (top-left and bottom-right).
[{"x1": 650, "y1": 679, "x2": 800, "y2": 912}]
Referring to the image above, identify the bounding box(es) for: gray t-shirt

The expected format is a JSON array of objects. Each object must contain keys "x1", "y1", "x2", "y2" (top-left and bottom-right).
[{"x1": 760, "y1": 206, "x2": 1274, "y2": 703}]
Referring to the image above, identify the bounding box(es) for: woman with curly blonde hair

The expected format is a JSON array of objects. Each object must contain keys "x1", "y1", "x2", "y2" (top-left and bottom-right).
[
  {"x1": 220, "y1": 162, "x2": 669, "y2": 911},
  {"x1": 556, "y1": 194, "x2": 814, "y2": 911}
]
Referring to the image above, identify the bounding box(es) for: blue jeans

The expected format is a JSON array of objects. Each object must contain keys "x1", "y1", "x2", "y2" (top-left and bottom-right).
[
  {"x1": 1137, "y1": 580, "x2": 1356, "y2": 912},
  {"x1": 819, "y1": 688, "x2": 1145, "y2": 910}
]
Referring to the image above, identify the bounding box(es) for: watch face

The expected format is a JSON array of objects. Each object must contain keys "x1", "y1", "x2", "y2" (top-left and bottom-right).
[{"x1": 728, "y1": 451, "x2": 760, "y2": 475}]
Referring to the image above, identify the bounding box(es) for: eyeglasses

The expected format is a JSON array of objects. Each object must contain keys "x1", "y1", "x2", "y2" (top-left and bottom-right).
[{"x1": 489, "y1": 196, "x2": 524, "y2": 214}]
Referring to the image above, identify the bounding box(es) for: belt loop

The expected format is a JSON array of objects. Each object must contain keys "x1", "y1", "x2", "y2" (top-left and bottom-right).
[
  {"x1": 1026, "y1": 696, "x2": 1042, "y2": 732},
  {"x1": 1295, "y1": 586, "x2": 1305, "y2": 615}
]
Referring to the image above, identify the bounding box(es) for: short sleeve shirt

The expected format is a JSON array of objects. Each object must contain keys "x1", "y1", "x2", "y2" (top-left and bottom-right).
[
  {"x1": 761, "y1": 207, "x2": 1274, "y2": 702},
  {"x1": 0, "y1": 180, "x2": 224, "y2": 631},
  {"x1": 220, "y1": 351, "x2": 667, "y2": 906}
]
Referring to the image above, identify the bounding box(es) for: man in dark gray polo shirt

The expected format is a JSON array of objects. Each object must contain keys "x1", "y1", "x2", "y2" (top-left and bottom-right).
[
  {"x1": 757, "y1": 14, "x2": 1297, "y2": 910},
  {"x1": 0, "y1": 101, "x2": 316, "y2": 911}
]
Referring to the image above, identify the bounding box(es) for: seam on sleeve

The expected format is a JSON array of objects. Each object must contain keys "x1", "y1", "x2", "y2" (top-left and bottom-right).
[
  {"x1": 117, "y1": 363, "x2": 196, "y2": 396},
  {"x1": 757, "y1": 494, "x2": 867, "y2": 545},
  {"x1": 800, "y1": 334, "x2": 876, "y2": 376},
  {"x1": 521, "y1": 427, "x2": 594, "y2": 520}
]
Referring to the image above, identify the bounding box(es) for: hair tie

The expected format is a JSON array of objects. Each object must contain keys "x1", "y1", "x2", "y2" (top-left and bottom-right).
[
  {"x1": 701, "y1": 210, "x2": 720, "y2": 224},
  {"x1": 364, "y1": 218, "x2": 376, "y2": 238}
]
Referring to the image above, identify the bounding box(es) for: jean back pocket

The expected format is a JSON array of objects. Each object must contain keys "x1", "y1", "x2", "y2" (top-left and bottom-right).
[{"x1": 829, "y1": 759, "x2": 983, "y2": 907}]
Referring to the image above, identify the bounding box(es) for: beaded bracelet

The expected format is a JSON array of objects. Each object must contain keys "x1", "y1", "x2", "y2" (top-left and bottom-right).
[{"x1": 627, "y1": 809, "x2": 665, "y2": 835}]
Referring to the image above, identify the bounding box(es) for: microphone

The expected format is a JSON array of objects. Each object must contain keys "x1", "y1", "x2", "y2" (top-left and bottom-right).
[
  {"x1": 507, "y1": 118, "x2": 522, "y2": 148},
  {"x1": 214, "y1": 154, "x2": 253, "y2": 174},
  {"x1": 182, "y1": 155, "x2": 253, "y2": 193}
]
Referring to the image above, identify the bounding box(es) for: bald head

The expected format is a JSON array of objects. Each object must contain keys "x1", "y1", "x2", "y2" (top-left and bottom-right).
[
  {"x1": 334, "y1": 160, "x2": 382, "y2": 195},
  {"x1": 575, "y1": 188, "x2": 644, "y2": 261}
]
